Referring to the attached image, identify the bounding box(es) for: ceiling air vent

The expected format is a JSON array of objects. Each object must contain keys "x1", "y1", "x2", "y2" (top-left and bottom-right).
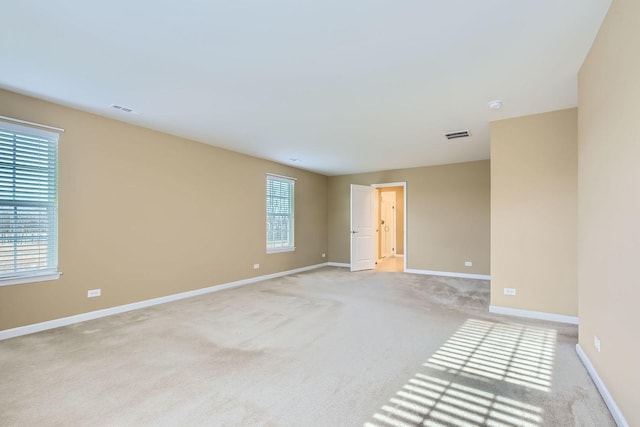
[
  {"x1": 444, "y1": 130, "x2": 471, "y2": 140},
  {"x1": 110, "y1": 104, "x2": 138, "y2": 114}
]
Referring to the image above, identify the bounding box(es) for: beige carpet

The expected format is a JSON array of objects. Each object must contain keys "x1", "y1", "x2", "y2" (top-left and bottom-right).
[{"x1": 0, "y1": 267, "x2": 613, "y2": 426}]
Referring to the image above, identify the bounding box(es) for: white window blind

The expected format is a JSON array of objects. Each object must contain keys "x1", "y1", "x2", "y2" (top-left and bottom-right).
[
  {"x1": 0, "y1": 122, "x2": 59, "y2": 282},
  {"x1": 266, "y1": 174, "x2": 295, "y2": 252}
]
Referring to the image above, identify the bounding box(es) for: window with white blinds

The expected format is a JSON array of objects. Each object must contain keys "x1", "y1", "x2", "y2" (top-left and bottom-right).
[
  {"x1": 0, "y1": 122, "x2": 59, "y2": 284},
  {"x1": 266, "y1": 174, "x2": 295, "y2": 252}
]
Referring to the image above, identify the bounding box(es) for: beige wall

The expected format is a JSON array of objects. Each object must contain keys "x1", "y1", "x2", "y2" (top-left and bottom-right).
[
  {"x1": 377, "y1": 186, "x2": 404, "y2": 257},
  {"x1": 0, "y1": 89, "x2": 328, "y2": 331},
  {"x1": 490, "y1": 109, "x2": 578, "y2": 317},
  {"x1": 578, "y1": 0, "x2": 639, "y2": 423},
  {"x1": 328, "y1": 161, "x2": 490, "y2": 275}
]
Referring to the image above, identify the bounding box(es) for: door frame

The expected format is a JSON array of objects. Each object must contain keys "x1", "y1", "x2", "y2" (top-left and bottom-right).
[{"x1": 372, "y1": 182, "x2": 407, "y2": 272}]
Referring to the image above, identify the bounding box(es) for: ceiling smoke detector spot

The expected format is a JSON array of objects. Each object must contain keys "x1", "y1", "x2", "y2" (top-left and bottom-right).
[
  {"x1": 444, "y1": 130, "x2": 471, "y2": 140},
  {"x1": 488, "y1": 100, "x2": 503, "y2": 110}
]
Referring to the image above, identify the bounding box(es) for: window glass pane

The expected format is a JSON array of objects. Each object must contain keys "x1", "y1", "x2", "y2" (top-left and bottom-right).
[
  {"x1": 266, "y1": 175, "x2": 294, "y2": 251},
  {"x1": 0, "y1": 124, "x2": 58, "y2": 279}
]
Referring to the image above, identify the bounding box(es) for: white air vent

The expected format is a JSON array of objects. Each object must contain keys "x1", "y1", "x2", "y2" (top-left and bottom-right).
[
  {"x1": 110, "y1": 104, "x2": 138, "y2": 114},
  {"x1": 444, "y1": 130, "x2": 471, "y2": 140}
]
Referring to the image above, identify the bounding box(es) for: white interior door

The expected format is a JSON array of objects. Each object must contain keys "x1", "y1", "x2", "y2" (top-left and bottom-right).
[
  {"x1": 380, "y1": 191, "x2": 396, "y2": 258},
  {"x1": 351, "y1": 184, "x2": 376, "y2": 272}
]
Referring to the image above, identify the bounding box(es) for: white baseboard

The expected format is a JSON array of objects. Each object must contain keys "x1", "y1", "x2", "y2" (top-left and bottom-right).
[
  {"x1": 576, "y1": 344, "x2": 628, "y2": 427},
  {"x1": 0, "y1": 263, "x2": 329, "y2": 341},
  {"x1": 328, "y1": 262, "x2": 350, "y2": 268},
  {"x1": 395, "y1": 254, "x2": 405, "y2": 258},
  {"x1": 489, "y1": 305, "x2": 579, "y2": 325},
  {"x1": 405, "y1": 268, "x2": 490, "y2": 281}
]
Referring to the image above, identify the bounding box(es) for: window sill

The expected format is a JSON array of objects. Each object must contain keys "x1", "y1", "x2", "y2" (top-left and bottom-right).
[
  {"x1": 0, "y1": 272, "x2": 62, "y2": 287},
  {"x1": 267, "y1": 247, "x2": 296, "y2": 254}
]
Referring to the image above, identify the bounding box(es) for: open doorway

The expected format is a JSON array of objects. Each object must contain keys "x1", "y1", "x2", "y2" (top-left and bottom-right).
[
  {"x1": 350, "y1": 182, "x2": 407, "y2": 272},
  {"x1": 374, "y1": 183, "x2": 406, "y2": 272},
  {"x1": 380, "y1": 190, "x2": 396, "y2": 258}
]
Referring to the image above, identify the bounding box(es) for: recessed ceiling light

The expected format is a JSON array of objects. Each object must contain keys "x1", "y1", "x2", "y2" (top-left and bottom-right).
[
  {"x1": 488, "y1": 100, "x2": 502, "y2": 110},
  {"x1": 289, "y1": 158, "x2": 301, "y2": 163}
]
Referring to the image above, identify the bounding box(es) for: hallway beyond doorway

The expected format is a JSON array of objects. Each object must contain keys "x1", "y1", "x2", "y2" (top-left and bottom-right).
[{"x1": 375, "y1": 256, "x2": 404, "y2": 272}]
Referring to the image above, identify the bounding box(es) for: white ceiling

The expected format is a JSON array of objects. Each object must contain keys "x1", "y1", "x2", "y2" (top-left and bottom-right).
[{"x1": 1, "y1": 1, "x2": 611, "y2": 176}]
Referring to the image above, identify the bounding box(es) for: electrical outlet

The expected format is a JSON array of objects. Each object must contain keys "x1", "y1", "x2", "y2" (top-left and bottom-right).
[
  {"x1": 322, "y1": 253, "x2": 326, "y2": 258},
  {"x1": 503, "y1": 288, "x2": 516, "y2": 296},
  {"x1": 87, "y1": 289, "x2": 101, "y2": 298},
  {"x1": 464, "y1": 261, "x2": 472, "y2": 267},
  {"x1": 253, "y1": 264, "x2": 260, "y2": 270},
  {"x1": 594, "y1": 336, "x2": 601, "y2": 352}
]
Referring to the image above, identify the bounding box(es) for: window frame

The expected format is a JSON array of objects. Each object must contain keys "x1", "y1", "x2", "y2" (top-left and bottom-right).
[
  {"x1": 266, "y1": 174, "x2": 295, "y2": 253},
  {"x1": 0, "y1": 121, "x2": 61, "y2": 287}
]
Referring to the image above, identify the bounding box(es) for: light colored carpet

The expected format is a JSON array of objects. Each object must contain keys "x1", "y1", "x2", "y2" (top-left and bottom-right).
[{"x1": 0, "y1": 267, "x2": 613, "y2": 426}]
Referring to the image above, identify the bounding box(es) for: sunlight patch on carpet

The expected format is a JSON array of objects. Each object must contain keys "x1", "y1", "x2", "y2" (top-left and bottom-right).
[
  {"x1": 365, "y1": 318, "x2": 556, "y2": 426},
  {"x1": 424, "y1": 319, "x2": 556, "y2": 392}
]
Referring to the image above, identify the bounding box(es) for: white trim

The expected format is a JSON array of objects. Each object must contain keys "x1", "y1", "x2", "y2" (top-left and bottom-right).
[
  {"x1": 371, "y1": 182, "x2": 406, "y2": 188},
  {"x1": 0, "y1": 120, "x2": 61, "y2": 140},
  {"x1": 266, "y1": 172, "x2": 297, "y2": 181},
  {"x1": 266, "y1": 247, "x2": 295, "y2": 254},
  {"x1": 405, "y1": 268, "x2": 491, "y2": 281},
  {"x1": 576, "y1": 344, "x2": 629, "y2": 427},
  {"x1": 395, "y1": 254, "x2": 405, "y2": 258},
  {"x1": 0, "y1": 263, "x2": 328, "y2": 341},
  {"x1": 328, "y1": 262, "x2": 350, "y2": 268},
  {"x1": 0, "y1": 115, "x2": 65, "y2": 133},
  {"x1": 0, "y1": 271, "x2": 62, "y2": 287},
  {"x1": 489, "y1": 305, "x2": 579, "y2": 325}
]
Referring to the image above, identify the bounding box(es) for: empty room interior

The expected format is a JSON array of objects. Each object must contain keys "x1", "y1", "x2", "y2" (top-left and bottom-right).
[{"x1": 0, "y1": 1, "x2": 637, "y2": 426}]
